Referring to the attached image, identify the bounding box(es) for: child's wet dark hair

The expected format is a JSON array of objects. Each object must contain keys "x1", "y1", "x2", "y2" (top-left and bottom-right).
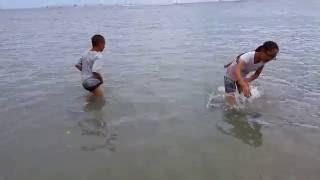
[
  {"x1": 255, "y1": 41, "x2": 279, "y2": 52},
  {"x1": 91, "y1": 34, "x2": 105, "y2": 47}
]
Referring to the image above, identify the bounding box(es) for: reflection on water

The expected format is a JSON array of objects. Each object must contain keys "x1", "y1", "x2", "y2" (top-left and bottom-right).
[
  {"x1": 217, "y1": 109, "x2": 263, "y2": 147},
  {"x1": 84, "y1": 95, "x2": 106, "y2": 112},
  {"x1": 79, "y1": 95, "x2": 117, "y2": 152}
]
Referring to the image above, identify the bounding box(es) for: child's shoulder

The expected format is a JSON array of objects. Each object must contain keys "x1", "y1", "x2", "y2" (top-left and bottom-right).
[
  {"x1": 82, "y1": 50, "x2": 102, "y2": 58},
  {"x1": 81, "y1": 49, "x2": 90, "y2": 57},
  {"x1": 81, "y1": 50, "x2": 102, "y2": 62},
  {"x1": 89, "y1": 50, "x2": 103, "y2": 59},
  {"x1": 241, "y1": 51, "x2": 255, "y2": 57},
  {"x1": 240, "y1": 51, "x2": 255, "y2": 60}
]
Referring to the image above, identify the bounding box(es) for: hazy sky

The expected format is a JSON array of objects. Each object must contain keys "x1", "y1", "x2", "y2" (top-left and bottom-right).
[{"x1": 0, "y1": 0, "x2": 222, "y2": 9}]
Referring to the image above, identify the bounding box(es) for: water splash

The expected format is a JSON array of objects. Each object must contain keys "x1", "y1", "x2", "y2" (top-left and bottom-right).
[
  {"x1": 206, "y1": 92, "x2": 225, "y2": 109},
  {"x1": 207, "y1": 85, "x2": 264, "y2": 109},
  {"x1": 236, "y1": 86, "x2": 264, "y2": 104}
]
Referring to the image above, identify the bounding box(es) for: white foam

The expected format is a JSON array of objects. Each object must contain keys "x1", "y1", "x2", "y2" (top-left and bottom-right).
[
  {"x1": 236, "y1": 85, "x2": 264, "y2": 104},
  {"x1": 207, "y1": 85, "x2": 264, "y2": 109},
  {"x1": 217, "y1": 86, "x2": 225, "y2": 93},
  {"x1": 206, "y1": 93, "x2": 224, "y2": 109},
  {"x1": 248, "y1": 86, "x2": 263, "y2": 101},
  {"x1": 291, "y1": 123, "x2": 319, "y2": 129},
  {"x1": 248, "y1": 118, "x2": 271, "y2": 126}
]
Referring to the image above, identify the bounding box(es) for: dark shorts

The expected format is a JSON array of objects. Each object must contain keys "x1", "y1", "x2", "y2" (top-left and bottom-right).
[
  {"x1": 224, "y1": 76, "x2": 241, "y2": 94},
  {"x1": 82, "y1": 72, "x2": 103, "y2": 92}
]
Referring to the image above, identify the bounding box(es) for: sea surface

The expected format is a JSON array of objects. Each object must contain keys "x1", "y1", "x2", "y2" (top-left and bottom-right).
[{"x1": 0, "y1": 0, "x2": 320, "y2": 179}]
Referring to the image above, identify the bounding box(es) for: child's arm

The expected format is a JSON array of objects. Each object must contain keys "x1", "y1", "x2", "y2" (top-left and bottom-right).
[
  {"x1": 247, "y1": 66, "x2": 264, "y2": 83},
  {"x1": 75, "y1": 58, "x2": 82, "y2": 71},
  {"x1": 235, "y1": 60, "x2": 251, "y2": 97},
  {"x1": 92, "y1": 58, "x2": 103, "y2": 83},
  {"x1": 92, "y1": 58, "x2": 103, "y2": 73},
  {"x1": 75, "y1": 64, "x2": 82, "y2": 71}
]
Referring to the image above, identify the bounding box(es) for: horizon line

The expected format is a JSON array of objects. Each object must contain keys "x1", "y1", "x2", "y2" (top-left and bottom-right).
[{"x1": 0, "y1": 0, "x2": 241, "y2": 10}]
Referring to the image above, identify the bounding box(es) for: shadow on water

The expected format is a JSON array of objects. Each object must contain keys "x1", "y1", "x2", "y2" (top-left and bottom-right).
[
  {"x1": 79, "y1": 95, "x2": 117, "y2": 152},
  {"x1": 217, "y1": 109, "x2": 263, "y2": 148}
]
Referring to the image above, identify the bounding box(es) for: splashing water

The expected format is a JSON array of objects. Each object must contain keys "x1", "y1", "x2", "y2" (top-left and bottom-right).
[
  {"x1": 208, "y1": 86, "x2": 320, "y2": 130},
  {"x1": 207, "y1": 85, "x2": 264, "y2": 109},
  {"x1": 236, "y1": 86, "x2": 264, "y2": 104}
]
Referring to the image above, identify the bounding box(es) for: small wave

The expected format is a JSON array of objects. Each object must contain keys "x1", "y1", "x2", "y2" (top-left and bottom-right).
[
  {"x1": 290, "y1": 122, "x2": 320, "y2": 129},
  {"x1": 206, "y1": 93, "x2": 225, "y2": 109},
  {"x1": 247, "y1": 118, "x2": 271, "y2": 126}
]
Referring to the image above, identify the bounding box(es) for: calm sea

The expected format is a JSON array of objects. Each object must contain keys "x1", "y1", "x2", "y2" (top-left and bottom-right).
[{"x1": 0, "y1": 0, "x2": 319, "y2": 179}]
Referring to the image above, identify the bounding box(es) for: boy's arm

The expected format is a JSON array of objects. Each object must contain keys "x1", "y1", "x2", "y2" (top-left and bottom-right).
[
  {"x1": 75, "y1": 58, "x2": 82, "y2": 71},
  {"x1": 92, "y1": 58, "x2": 103, "y2": 73},
  {"x1": 247, "y1": 66, "x2": 264, "y2": 83},
  {"x1": 75, "y1": 64, "x2": 82, "y2": 71}
]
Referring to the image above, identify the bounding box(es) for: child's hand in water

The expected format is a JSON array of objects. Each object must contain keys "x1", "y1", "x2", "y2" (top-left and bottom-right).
[{"x1": 241, "y1": 81, "x2": 251, "y2": 97}]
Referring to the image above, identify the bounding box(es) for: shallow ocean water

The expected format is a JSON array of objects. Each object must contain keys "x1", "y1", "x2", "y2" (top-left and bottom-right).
[{"x1": 0, "y1": 0, "x2": 319, "y2": 179}]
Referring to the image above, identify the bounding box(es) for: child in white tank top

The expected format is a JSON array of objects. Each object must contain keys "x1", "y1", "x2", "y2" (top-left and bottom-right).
[
  {"x1": 75, "y1": 34, "x2": 106, "y2": 96},
  {"x1": 224, "y1": 41, "x2": 279, "y2": 106}
]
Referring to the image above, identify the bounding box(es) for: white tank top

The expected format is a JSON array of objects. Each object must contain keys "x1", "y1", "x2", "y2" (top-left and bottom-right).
[
  {"x1": 226, "y1": 51, "x2": 264, "y2": 81},
  {"x1": 76, "y1": 50, "x2": 103, "y2": 81}
]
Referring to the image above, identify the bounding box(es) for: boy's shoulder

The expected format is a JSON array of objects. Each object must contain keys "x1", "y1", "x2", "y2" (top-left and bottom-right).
[
  {"x1": 80, "y1": 50, "x2": 90, "y2": 57},
  {"x1": 94, "y1": 51, "x2": 103, "y2": 59},
  {"x1": 82, "y1": 50, "x2": 102, "y2": 59}
]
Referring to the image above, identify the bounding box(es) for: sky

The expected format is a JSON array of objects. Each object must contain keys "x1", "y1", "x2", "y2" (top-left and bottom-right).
[{"x1": 0, "y1": 0, "x2": 225, "y2": 9}]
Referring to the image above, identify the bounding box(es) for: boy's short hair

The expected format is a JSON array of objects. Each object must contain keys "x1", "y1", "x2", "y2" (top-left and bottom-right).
[{"x1": 91, "y1": 34, "x2": 105, "y2": 47}]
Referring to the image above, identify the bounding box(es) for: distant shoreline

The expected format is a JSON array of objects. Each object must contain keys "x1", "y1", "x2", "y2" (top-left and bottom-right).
[{"x1": 0, "y1": 0, "x2": 241, "y2": 11}]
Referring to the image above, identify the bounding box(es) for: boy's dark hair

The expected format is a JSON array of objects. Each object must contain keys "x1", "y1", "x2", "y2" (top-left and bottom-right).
[
  {"x1": 255, "y1": 41, "x2": 279, "y2": 52},
  {"x1": 91, "y1": 34, "x2": 105, "y2": 47}
]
